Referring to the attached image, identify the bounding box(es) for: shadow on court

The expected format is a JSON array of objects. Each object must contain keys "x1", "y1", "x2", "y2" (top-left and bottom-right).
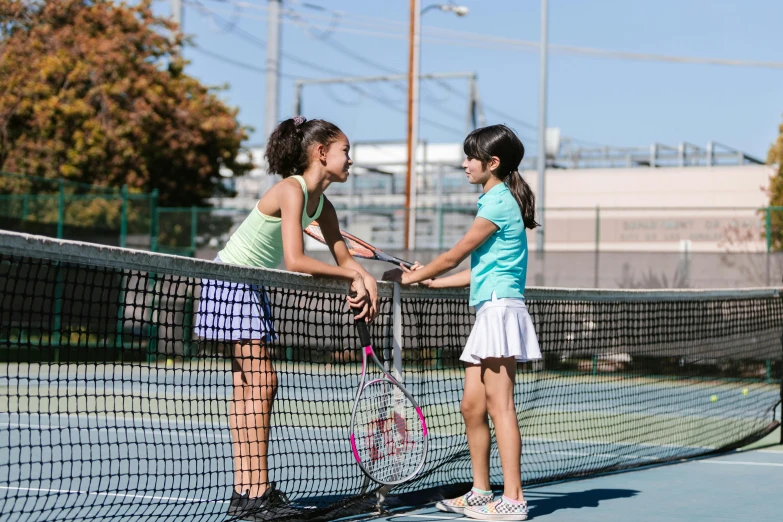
[{"x1": 527, "y1": 488, "x2": 639, "y2": 517}]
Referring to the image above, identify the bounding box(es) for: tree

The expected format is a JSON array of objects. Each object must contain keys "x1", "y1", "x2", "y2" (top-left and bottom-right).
[
  {"x1": 767, "y1": 119, "x2": 783, "y2": 251},
  {"x1": 0, "y1": 0, "x2": 250, "y2": 207}
]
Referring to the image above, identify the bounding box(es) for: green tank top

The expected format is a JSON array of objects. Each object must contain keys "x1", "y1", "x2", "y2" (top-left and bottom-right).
[{"x1": 218, "y1": 175, "x2": 324, "y2": 268}]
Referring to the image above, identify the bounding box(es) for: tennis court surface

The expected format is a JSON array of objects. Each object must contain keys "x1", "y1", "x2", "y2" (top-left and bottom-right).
[{"x1": 1, "y1": 230, "x2": 781, "y2": 521}]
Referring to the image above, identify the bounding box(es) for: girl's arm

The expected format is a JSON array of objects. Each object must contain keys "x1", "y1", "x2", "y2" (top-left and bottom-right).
[
  {"x1": 427, "y1": 269, "x2": 470, "y2": 289},
  {"x1": 317, "y1": 198, "x2": 379, "y2": 320},
  {"x1": 278, "y1": 182, "x2": 370, "y2": 315},
  {"x1": 386, "y1": 217, "x2": 498, "y2": 285}
]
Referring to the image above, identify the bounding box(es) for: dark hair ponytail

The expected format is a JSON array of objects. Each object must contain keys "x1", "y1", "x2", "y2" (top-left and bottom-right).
[
  {"x1": 463, "y1": 124, "x2": 539, "y2": 229},
  {"x1": 264, "y1": 117, "x2": 344, "y2": 178}
]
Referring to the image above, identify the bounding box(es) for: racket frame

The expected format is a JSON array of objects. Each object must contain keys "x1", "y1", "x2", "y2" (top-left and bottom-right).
[
  {"x1": 305, "y1": 221, "x2": 414, "y2": 269},
  {"x1": 348, "y1": 319, "x2": 428, "y2": 485}
]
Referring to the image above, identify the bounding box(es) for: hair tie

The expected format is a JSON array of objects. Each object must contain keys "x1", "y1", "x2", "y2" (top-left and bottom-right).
[{"x1": 293, "y1": 115, "x2": 306, "y2": 127}]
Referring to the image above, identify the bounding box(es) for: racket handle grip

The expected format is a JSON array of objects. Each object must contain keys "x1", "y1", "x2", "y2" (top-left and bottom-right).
[
  {"x1": 354, "y1": 316, "x2": 372, "y2": 348},
  {"x1": 349, "y1": 292, "x2": 372, "y2": 347}
]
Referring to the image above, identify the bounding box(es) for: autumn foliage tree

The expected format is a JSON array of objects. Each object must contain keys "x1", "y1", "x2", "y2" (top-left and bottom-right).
[
  {"x1": 0, "y1": 0, "x2": 250, "y2": 207},
  {"x1": 767, "y1": 119, "x2": 783, "y2": 251}
]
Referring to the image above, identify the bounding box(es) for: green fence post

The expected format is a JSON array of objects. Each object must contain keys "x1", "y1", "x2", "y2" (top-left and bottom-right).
[
  {"x1": 594, "y1": 206, "x2": 600, "y2": 288},
  {"x1": 150, "y1": 189, "x2": 159, "y2": 252},
  {"x1": 57, "y1": 179, "x2": 65, "y2": 239},
  {"x1": 115, "y1": 187, "x2": 128, "y2": 349},
  {"x1": 592, "y1": 354, "x2": 598, "y2": 376},
  {"x1": 190, "y1": 206, "x2": 198, "y2": 257},
  {"x1": 438, "y1": 206, "x2": 445, "y2": 250},
  {"x1": 120, "y1": 185, "x2": 128, "y2": 248},
  {"x1": 766, "y1": 207, "x2": 772, "y2": 286},
  {"x1": 22, "y1": 194, "x2": 29, "y2": 221},
  {"x1": 766, "y1": 207, "x2": 772, "y2": 253}
]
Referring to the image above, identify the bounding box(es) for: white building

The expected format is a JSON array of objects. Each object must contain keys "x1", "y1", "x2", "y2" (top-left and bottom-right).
[{"x1": 224, "y1": 140, "x2": 772, "y2": 254}]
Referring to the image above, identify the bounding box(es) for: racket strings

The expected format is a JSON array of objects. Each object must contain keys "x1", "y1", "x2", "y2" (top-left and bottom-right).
[{"x1": 353, "y1": 379, "x2": 425, "y2": 483}]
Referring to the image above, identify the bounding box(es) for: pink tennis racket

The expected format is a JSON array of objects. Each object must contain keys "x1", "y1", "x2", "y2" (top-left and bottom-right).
[
  {"x1": 305, "y1": 220, "x2": 414, "y2": 269},
  {"x1": 348, "y1": 317, "x2": 428, "y2": 485}
]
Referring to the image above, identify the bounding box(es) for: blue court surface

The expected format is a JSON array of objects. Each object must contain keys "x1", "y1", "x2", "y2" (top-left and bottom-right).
[
  {"x1": 349, "y1": 430, "x2": 783, "y2": 522},
  {"x1": 1, "y1": 363, "x2": 780, "y2": 521}
]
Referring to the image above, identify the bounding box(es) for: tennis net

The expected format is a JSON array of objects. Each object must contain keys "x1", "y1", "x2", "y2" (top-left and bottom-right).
[{"x1": 0, "y1": 230, "x2": 781, "y2": 521}]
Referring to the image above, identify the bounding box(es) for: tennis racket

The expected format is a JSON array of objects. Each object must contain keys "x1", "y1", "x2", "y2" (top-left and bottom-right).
[
  {"x1": 305, "y1": 220, "x2": 414, "y2": 269},
  {"x1": 348, "y1": 317, "x2": 428, "y2": 485}
]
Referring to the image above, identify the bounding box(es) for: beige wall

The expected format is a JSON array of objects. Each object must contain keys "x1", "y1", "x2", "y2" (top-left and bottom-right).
[
  {"x1": 521, "y1": 165, "x2": 774, "y2": 208},
  {"x1": 520, "y1": 165, "x2": 775, "y2": 252}
]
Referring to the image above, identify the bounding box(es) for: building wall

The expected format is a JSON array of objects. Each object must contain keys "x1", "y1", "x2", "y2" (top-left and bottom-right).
[{"x1": 223, "y1": 142, "x2": 775, "y2": 255}]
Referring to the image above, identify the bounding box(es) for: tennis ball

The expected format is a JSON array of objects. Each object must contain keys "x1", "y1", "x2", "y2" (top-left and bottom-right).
[
  {"x1": 742, "y1": 388, "x2": 749, "y2": 396},
  {"x1": 166, "y1": 358, "x2": 174, "y2": 367},
  {"x1": 710, "y1": 395, "x2": 718, "y2": 402}
]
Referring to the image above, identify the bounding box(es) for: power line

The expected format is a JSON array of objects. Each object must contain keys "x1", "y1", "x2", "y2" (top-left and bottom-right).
[
  {"x1": 184, "y1": 1, "x2": 464, "y2": 137},
  {"x1": 190, "y1": 44, "x2": 306, "y2": 80},
  {"x1": 201, "y1": 1, "x2": 783, "y2": 71}
]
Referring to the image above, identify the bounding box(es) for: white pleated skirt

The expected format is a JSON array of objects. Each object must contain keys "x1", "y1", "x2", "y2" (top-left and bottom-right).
[{"x1": 460, "y1": 295, "x2": 542, "y2": 365}]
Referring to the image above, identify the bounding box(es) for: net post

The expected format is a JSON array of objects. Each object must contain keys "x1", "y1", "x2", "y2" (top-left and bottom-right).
[
  {"x1": 375, "y1": 484, "x2": 392, "y2": 514},
  {"x1": 393, "y1": 282, "x2": 403, "y2": 382}
]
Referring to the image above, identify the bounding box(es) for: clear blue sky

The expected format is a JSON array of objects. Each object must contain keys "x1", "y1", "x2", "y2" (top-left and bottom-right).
[{"x1": 152, "y1": 0, "x2": 783, "y2": 159}]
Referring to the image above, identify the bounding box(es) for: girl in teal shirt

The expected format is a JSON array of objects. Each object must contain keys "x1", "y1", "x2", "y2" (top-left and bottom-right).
[{"x1": 385, "y1": 124, "x2": 541, "y2": 521}]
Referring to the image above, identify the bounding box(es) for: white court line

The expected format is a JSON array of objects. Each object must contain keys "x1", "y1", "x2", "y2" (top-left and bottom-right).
[
  {"x1": 548, "y1": 450, "x2": 660, "y2": 462},
  {"x1": 0, "y1": 485, "x2": 227, "y2": 504},
  {"x1": 0, "y1": 421, "x2": 710, "y2": 463},
  {"x1": 389, "y1": 515, "x2": 460, "y2": 520},
  {"x1": 0, "y1": 413, "x2": 720, "y2": 452},
  {"x1": 699, "y1": 461, "x2": 783, "y2": 467},
  {"x1": 0, "y1": 421, "x2": 231, "y2": 442},
  {"x1": 525, "y1": 435, "x2": 714, "y2": 451}
]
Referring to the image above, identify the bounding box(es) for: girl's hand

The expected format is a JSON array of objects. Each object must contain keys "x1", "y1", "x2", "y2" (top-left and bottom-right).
[
  {"x1": 347, "y1": 276, "x2": 370, "y2": 320},
  {"x1": 382, "y1": 267, "x2": 406, "y2": 284},
  {"x1": 402, "y1": 262, "x2": 435, "y2": 287},
  {"x1": 362, "y1": 274, "x2": 379, "y2": 322},
  {"x1": 382, "y1": 262, "x2": 434, "y2": 287}
]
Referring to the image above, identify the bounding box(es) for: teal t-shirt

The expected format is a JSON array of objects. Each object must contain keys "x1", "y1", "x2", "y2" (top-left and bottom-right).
[{"x1": 469, "y1": 183, "x2": 528, "y2": 306}]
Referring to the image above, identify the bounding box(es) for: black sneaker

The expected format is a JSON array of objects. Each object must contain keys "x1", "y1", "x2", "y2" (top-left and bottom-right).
[
  {"x1": 226, "y1": 489, "x2": 249, "y2": 519},
  {"x1": 243, "y1": 483, "x2": 304, "y2": 522}
]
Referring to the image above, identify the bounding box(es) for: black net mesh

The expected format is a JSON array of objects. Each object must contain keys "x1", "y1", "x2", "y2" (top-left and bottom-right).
[{"x1": 0, "y1": 231, "x2": 781, "y2": 521}]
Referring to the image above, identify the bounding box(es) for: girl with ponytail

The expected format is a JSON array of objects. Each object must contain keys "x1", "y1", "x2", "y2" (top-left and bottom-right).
[
  {"x1": 384, "y1": 124, "x2": 540, "y2": 521},
  {"x1": 195, "y1": 117, "x2": 378, "y2": 520}
]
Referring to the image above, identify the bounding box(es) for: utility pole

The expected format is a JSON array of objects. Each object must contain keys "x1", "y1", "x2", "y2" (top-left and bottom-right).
[
  {"x1": 265, "y1": 0, "x2": 282, "y2": 139},
  {"x1": 404, "y1": 0, "x2": 421, "y2": 251},
  {"x1": 535, "y1": 0, "x2": 549, "y2": 253},
  {"x1": 171, "y1": 0, "x2": 182, "y2": 28}
]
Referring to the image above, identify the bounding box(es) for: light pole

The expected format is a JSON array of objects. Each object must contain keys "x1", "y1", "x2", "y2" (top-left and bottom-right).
[
  {"x1": 404, "y1": 2, "x2": 469, "y2": 251},
  {"x1": 535, "y1": 0, "x2": 549, "y2": 253},
  {"x1": 265, "y1": 0, "x2": 282, "y2": 140},
  {"x1": 171, "y1": 0, "x2": 182, "y2": 27}
]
